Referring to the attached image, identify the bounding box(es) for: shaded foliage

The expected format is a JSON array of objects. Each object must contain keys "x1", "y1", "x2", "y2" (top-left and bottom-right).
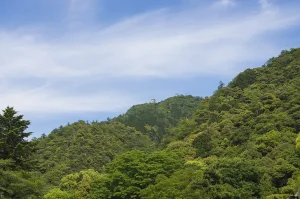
[{"x1": 115, "y1": 95, "x2": 202, "y2": 144}]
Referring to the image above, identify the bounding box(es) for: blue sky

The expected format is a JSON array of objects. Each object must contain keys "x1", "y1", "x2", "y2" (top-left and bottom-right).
[{"x1": 1, "y1": 0, "x2": 300, "y2": 138}]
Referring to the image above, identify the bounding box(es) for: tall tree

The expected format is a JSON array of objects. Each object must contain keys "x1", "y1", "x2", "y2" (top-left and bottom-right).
[{"x1": 0, "y1": 107, "x2": 34, "y2": 169}]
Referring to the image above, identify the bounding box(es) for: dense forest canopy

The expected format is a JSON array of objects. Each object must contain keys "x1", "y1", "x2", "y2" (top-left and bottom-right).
[
  {"x1": 1, "y1": 48, "x2": 300, "y2": 198},
  {"x1": 114, "y1": 95, "x2": 203, "y2": 144}
]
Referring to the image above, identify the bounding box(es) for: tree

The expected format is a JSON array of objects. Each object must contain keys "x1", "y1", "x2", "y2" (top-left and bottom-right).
[
  {"x1": 43, "y1": 169, "x2": 108, "y2": 199},
  {"x1": 218, "y1": 81, "x2": 225, "y2": 90},
  {"x1": 0, "y1": 107, "x2": 34, "y2": 169},
  {"x1": 0, "y1": 159, "x2": 45, "y2": 199},
  {"x1": 43, "y1": 188, "x2": 73, "y2": 199},
  {"x1": 104, "y1": 150, "x2": 184, "y2": 199}
]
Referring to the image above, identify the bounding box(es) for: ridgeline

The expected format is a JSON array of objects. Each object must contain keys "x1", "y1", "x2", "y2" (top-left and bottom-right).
[{"x1": 1, "y1": 48, "x2": 300, "y2": 198}]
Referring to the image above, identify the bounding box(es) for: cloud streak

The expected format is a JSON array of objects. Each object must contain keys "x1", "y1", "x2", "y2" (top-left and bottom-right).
[{"x1": 1, "y1": 0, "x2": 300, "y2": 113}]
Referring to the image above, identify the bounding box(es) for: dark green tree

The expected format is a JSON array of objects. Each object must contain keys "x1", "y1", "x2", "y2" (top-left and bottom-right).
[
  {"x1": 218, "y1": 81, "x2": 225, "y2": 90},
  {"x1": 0, "y1": 107, "x2": 34, "y2": 169}
]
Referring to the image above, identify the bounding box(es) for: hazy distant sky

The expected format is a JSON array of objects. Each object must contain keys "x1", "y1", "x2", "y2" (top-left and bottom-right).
[{"x1": 1, "y1": 0, "x2": 300, "y2": 137}]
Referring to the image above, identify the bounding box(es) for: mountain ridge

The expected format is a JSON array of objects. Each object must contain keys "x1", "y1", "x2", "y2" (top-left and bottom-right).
[{"x1": 1, "y1": 48, "x2": 300, "y2": 198}]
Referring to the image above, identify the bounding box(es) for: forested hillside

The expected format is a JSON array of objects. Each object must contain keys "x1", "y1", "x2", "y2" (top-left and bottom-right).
[
  {"x1": 31, "y1": 95, "x2": 201, "y2": 186},
  {"x1": 1, "y1": 48, "x2": 300, "y2": 198},
  {"x1": 142, "y1": 49, "x2": 300, "y2": 198},
  {"x1": 33, "y1": 121, "x2": 154, "y2": 185},
  {"x1": 114, "y1": 95, "x2": 203, "y2": 144}
]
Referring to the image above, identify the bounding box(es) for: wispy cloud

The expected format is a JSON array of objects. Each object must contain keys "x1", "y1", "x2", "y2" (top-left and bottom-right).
[
  {"x1": 258, "y1": 0, "x2": 278, "y2": 15},
  {"x1": 1, "y1": 87, "x2": 136, "y2": 113},
  {"x1": 0, "y1": 0, "x2": 300, "y2": 113},
  {"x1": 66, "y1": 0, "x2": 99, "y2": 27},
  {"x1": 213, "y1": 0, "x2": 236, "y2": 7}
]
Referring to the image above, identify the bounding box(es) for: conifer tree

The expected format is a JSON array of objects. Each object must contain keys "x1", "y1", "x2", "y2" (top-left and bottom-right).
[{"x1": 0, "y1": 107, "x2": 34, "y2": 169}]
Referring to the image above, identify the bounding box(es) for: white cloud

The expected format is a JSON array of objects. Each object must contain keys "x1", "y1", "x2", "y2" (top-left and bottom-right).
[
  {"x1": 0, "y1": 0, "x2": 300, "y2": 113},
  {"x1": 214, "y1": 0, "x2": 235, "y2": 7},
  {"x1": 66, "y1": 0, "x2": 99, "y2": 27},
  {"x1": 1, "y1": 87, "x2": 136, "y2": 113},
  {"x1": 258, "y1": 0, "x2": 278, "y2": 15}
]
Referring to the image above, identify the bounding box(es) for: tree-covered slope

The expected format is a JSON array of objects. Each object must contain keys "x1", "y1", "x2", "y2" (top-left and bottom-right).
[
  {"x1": 147, "y1": 48, "x2": 300, "y2": 198},
  {"x1": 187, "y1": 48, "x2": 300, "y2": 157},
  {"x1": 3, "y1": 48, "x2": 300, "y2": 199},
  {"x1": 32, "y1": 95, "x2": 202, "y2": 189},
  {"x1": 115, "y1": 95, "x2": 203, "y2": 144},
  {"x1": 41, "y1": 49, "x2": 300, "y2": 199},
  {"x1": 34, "y1": 121, "x2": 153, "y2": 185}
]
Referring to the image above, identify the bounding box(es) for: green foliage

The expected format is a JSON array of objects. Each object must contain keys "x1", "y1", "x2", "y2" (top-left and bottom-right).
[
  {"x1": 166, "y1": 134, "x2": 197, "y2": 160},
  {"x1": 141, "y1": 157, "x2": 261, "y2": 199},
  {"x1": 34, "y1": 121, "x2": 153, "y2": 185},
  {"x1": 44, "y1": 169, "x2": 107, "y2": 199},
  {"x1": 0, "y1": 108, "x2": 45, "y2": 198},
  {"x1": 4, "y1": 48, "x2": 300, "y2": 198},
  {"x1": 104, "y1": 150, "x2": 184, "y2": 199},
  {"x1": 43, "y1": 150, "x2": 184, "y2": 199},
  {"x1": 296, "y1": 134, "x2": 300, "y2": 150},
  {"x1": 265, "y1": 194, "x2": 291, "y2": 199},
  {"x1": 192, "y1": 132, "x2": 213, "y2": 157},
  {"x1": 115, "y1": 95, "x2": 202, "y2": 144},
  {"x1": 255, "y1": 130, "x2": 282, "y2": 156},
  {"x1": 0, "y1": 107, "x2": 35, "y2": 169},
  {"x1": 156, "y1": 48, "x2": 300, "y2": 198},
  {"x1": 43, "y1": 188, "x2": 73, "y2": 199},
  {"x1": 229, "y1": 68, "x2": 257, "y2": 89},
  {"x1": 87, "y1": 174, "x2": 111, "y2": 199},
  {"x1": 0, "y1": 160, "x2": 45, "y2": 199}
]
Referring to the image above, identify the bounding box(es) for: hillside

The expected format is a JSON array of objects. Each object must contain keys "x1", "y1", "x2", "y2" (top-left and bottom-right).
[
  {"x1": 33, "y1": 121, "x2": 154, "y2": 185},
  {"x1": 114, "y1": 95, "x2": 203, "y2": 144},
  {"x1": 42, "y1": 48, "x2": 300, "y2": 198},
  {"x1": 1, "y1": 48, "x2": 300, "y2": 198},
  {"x1": 144, "y1": 49, "x2": 300, "y2": 198},
  {"x1": 31, "y1": 95, "x2": 202, "y2": 186}
]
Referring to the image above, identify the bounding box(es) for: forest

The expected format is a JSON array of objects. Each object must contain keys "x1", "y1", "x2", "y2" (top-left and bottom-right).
[{"x1": 1, "y1": 48, "x2": 300, "y2": 198}]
